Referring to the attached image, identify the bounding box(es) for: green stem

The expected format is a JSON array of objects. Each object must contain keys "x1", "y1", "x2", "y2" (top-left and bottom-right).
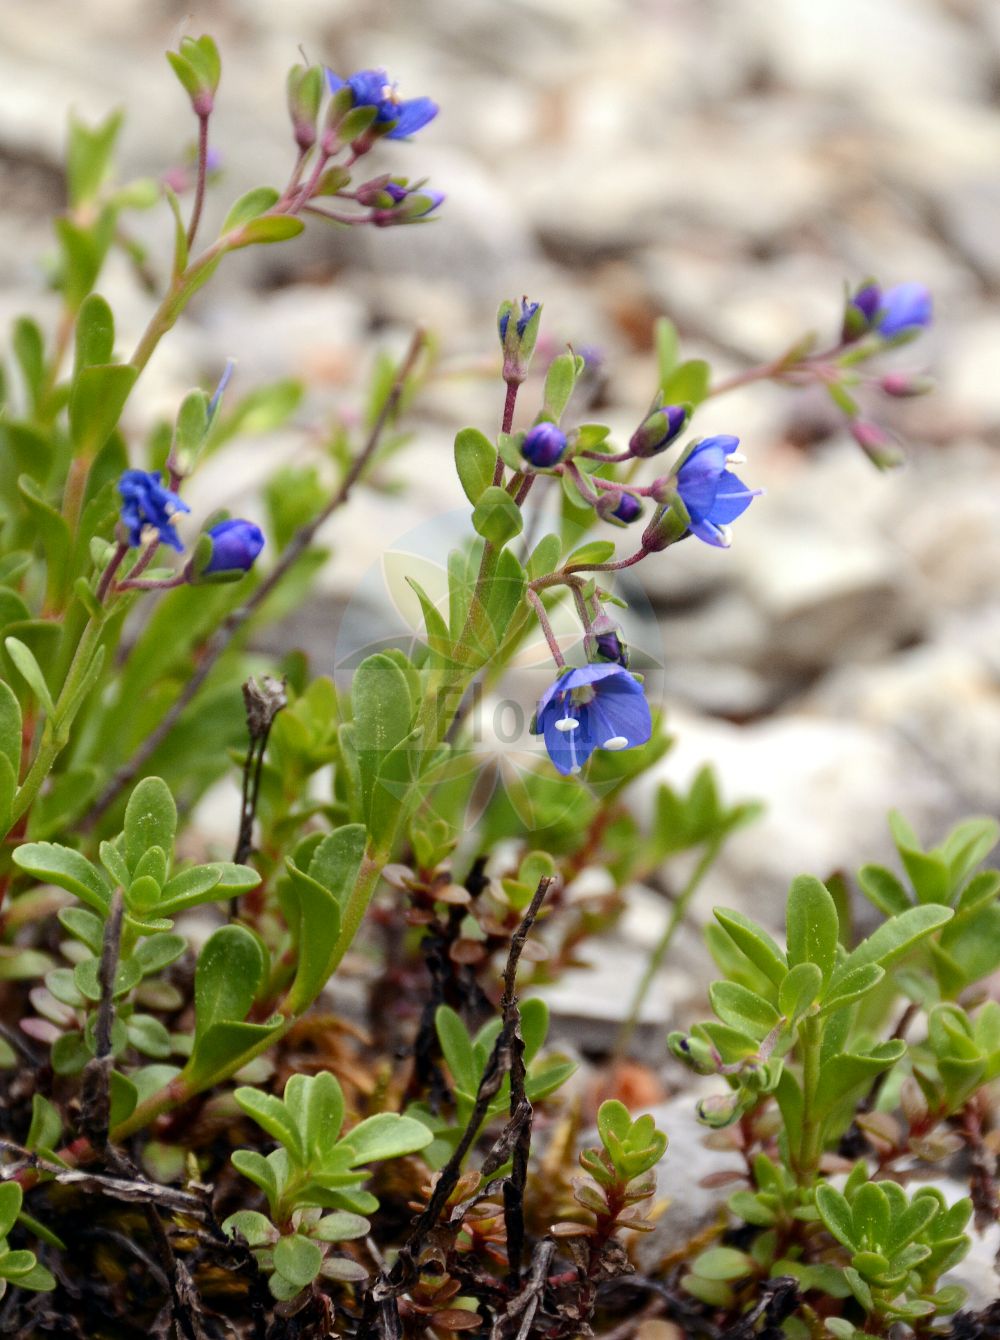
[
  {"x1": 797, "y1": 1013, "x2": 824, "y2": 1184},
  {"x1": 613, "y1": 839, "x2": 721, "y2": 1059},
  {"x1": 9, "y1": 614, "x2": 106, "y2": 830},
  {"x1": 129, "y1": 239, "x2": 228, "y2": 375}
]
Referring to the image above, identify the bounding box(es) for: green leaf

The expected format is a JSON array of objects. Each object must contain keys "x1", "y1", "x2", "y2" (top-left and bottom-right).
[
  {"x1": 471, "y1": 486, "x2": 523, "y2": 547},
  {"x1": 25, "y1": 1094, "x2": 61, "y2": 1153},
  {"x1": 662, "y1": 359, "x2": 710, "y2": 407},
  {"x1": 282, "y1": 859, "x2": 341, "y2": 1016},
  {"x1": 284, "y1": 1071, "x2": 345, "y2": 1164},
  {"x1": 843, "y1": 904, "x2": 952, "y2": 973},
  {"x1": 222, "y1": 1210, "x2": 275, "y2": 1248},
  {"x1": 339, "y1": 1112, "x2": 433, "y2": 1165},
  {"x1": 133, "y1": 933, "x2": 187, "y2": 978},
  {"x1": 230, "y1": 216, "x2": 305, "y2": 248},
  {"x1": 814, "y1": 1041, "x2": 906, "y2": 1118},
  {"x1": 527, "y1": 533, "x2": 562, "y2": 581},
  {"x1": 655, "y1": 317, "x2": 680, "y2": 384},
  {"x1": 815, "y1": 1185, "x2": 856, "y2": 1249},
  {"x1": 67, "y1": 108, "x2": 122, "y2": 208},
  {"x1": 690, "y1": 1247, "x2": 752, "y2": 1281},
  {"x1": 858, "y1": 865, "x2": 911, "y2": 916},
  {"x1": 709, "y1": 982, "x2": 781, "y2": 1040},
  {"x1": 127, "y1": 1015, "x2": 172, "y2": 1058},
  {"x1": 436, "y1": 1005, "x2": 478, "y2": 1095},
  {"x1": 851, "y1": 1181, "x2": 890, "y2": 1250},
  {"x1": 5, "y1": 637, "x2": 55, "y2": 716},
  {"x1": 542, "y1": 354, "x2": 580, "y2": 421},
  {"x1": 123, "y1": 777, "x2": 177, "y2": 876},
  {"x1": 0, "y1": 1182, "x2": 21, "y2": 1238},
  {"x1": 405, "y1": 578, "x2": 452, "y2": 662},
  {"x1": 819, "y1": 962, "x2": 884, "y2": 1015},
  {"x1": 191, "y1": 925, "x2": 266, "y2": 1043},
  {"x1": 454, "y1": 428, "x2": 497, "y2": 505},
  {"x1": 565, "y1": 540, "x2": 616, "y2": 568},
  {"x1": 313, "y1": 1210, "x2": 370, "y2": 1242},
  {"x1": 778, "y1": 962, "x2": 822, "y2": 1023},
  {"x1": 222, "y1": 187, "x2": 281, "y2": 233},
  {"x1": 714, "y1": 908, "x2": 787, "y2": 988},
  {"x1": 74, "y1": 294, "x2": 115, "y2": 373},
  {"x1": 351, "y1": 654, "x2": 414, "y2": 822},
  {"x1": 12, "y1": 318, "x2": 45, "y2": 410},
  {"x1": 12, "y1": 842, "x2": 110, "y2": 914},
  {"x1": 69, "y1": 363, "x2": 138, "y2": 458},
  {"x1": 231, "y1": 1149, "x2": 280, "y2": 1205},
  {"x1": 235, "y1": 1088, "x2": 305, "y2": 1165},
  {"x1": 309, "y1": 826, "x2": 367, "y2": 907},
  {"x1": 786, "y1": 876, "x2": 839, "y2": 983},
  {"x1": 154, "y1": 865, "x2": 221, "y2": 915}
]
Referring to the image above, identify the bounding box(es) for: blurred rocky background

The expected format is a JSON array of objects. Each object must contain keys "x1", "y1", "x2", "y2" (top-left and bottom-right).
[{"x1": 1, "y1": 0, "x2": 999, "y2": 1038}]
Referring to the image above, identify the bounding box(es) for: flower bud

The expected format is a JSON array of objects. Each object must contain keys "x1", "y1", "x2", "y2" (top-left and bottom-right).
[
  {"x1": 166, "y1": 35, "x2": 221, "y2": 117},
  {"x1": 667, "y1": 1030, "x2": 716, "y2": 1075},
  {"x1": 842, "y1": 281, "x2": 881, "y2": 342},
  {"x1": 850, "y1": 419, "x2": 904, "y2": 470},
  {"x1": 521, "y1": 422, "x2": 568, "y2": 469},
  {"x1": 287, "y1": 63, "x2": 324, "y2": 150},
  {"x1": 370, "y1": 188, "x2": 444, "y2": 227},
  {"x1": 595, "y1": 631, "x2": 628, "y2": 666},
  {"x1": 879, "y1": 372, "x2": 934, "y2": 398},
  {"x1": 696, "y1": 1091, "x2": 742, "y2": 1129},
  {"x1": 611, "y1": 493, "x2": 642, "y2": 524},
  {"x1": 188, "y1": 519, "x2": 265, "y2": 584},
  {"x1": 498, "y1": 297, "x2": 542, "y2": 385},
  {"x1": 629, "y1": 404, "x2": 687, "y2": 458},
  {"x1": 641, "y1": 495, "x2": 690, "y2": 552}
]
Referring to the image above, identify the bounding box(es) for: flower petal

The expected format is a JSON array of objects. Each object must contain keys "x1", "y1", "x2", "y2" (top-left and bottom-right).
[
  {"x1": 676, "y1": 439, "x2": 730, "y2": 521},
  {"x1": 706, "y1": 471, "x2": 759, "y2": 524},
  {"x1": 688, "y1": 516, "x2": 731, "y2": 547},
  {"x1": 541, "y1": 708, "x2": 597, "y2": 775},
  {"x1": 347, "y1": 69, "x2": 390, "y2": 105},
  {"x1": 385, "y1": 97, "x2": 439, "y2": 138},
  {"x1": 586, "y1": 686, "x2": 652, "y2": 753}
]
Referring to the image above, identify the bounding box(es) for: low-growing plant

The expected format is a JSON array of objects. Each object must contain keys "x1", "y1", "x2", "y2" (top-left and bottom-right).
[{"x1": 0, "y1": 26, "x2": 988, "y2": 1340}]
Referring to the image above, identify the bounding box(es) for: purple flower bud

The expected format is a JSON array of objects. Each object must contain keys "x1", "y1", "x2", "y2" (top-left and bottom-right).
[
  {"x1": 629, "y1": 404, "x2": 687, "y2": 458},
  {"x1": 611, "y1": 493, "x2": 642, "y2": 524},
  {"x1": 842, "y1": 283, "x2": 882, "y2": 342},
  {"x1": 498, "y1": 298, "x2": 542, "y2": 384},
  {"x1": 203, "y1": 519, "x2": 265, "y2": 574},
  {"x1": 595, "y1": 631, "x2": 628, "y2": 666},
  {"x1": 371, "y1": 188, "x2": 445, "y2": 226},
  {"x1": 876, "y1": 283, "x2": 933, "y2": 338},
  {"x1": 521, "y1": 422, "x2": 568, "y2": 468}
]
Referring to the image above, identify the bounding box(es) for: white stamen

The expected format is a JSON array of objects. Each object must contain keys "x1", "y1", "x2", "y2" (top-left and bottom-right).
[
  {"x1": 603, "y1": 736, "x2": 629, "y2": 750},
  {"x1": 717, "y1": 524, "x2": 733, "y2": 547},
  {"x1": 570, "y1": 765, "x2": 582, "y2": 775},
  {"x1": 725, "y1": 451, "x2": 747, "y2": 466},
  {"x1": 554, "y1": 717, "x2": 579, "y2": 732}
]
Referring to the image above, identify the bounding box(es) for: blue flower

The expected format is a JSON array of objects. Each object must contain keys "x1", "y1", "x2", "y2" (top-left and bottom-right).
[
  {"x1": 675, "y1": 436, "x2": 759, "y2": 548},
  {"x1": 533, "y1": 664, "x2": 652, "y2": 776},
  {"x1": 203, "y1": 519, "x2": 265, "y2": 574},
  {"x1": 325, "y1": 68, "x2": 438, "y2": 139},
  {"x1": 877, "y1": 283, "x2": 932, "y2": 337},
  {"x1": 521, "y1": 423, "x2": 568, "y2": 468},
  {"x1": 499, "y1": 299, "x2": 540, "y2": 344},
  {"x1": 118, "y1": 470, "x2": 190, "y2": 551}
]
